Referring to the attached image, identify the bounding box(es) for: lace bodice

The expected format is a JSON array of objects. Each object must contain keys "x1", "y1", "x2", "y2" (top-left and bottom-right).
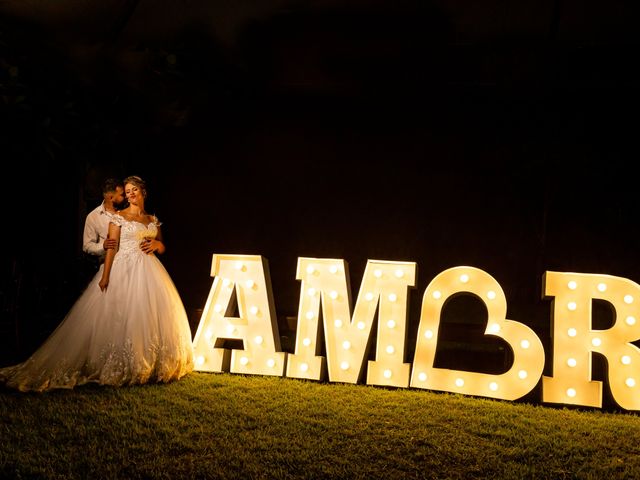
[{"x1": 109, "y1": 213, "x2": 161, "y2": 262}]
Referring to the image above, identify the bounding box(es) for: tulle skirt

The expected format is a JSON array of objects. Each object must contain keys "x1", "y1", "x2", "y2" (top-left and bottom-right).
[{"x1": 0, "y1": 254, "x2": 194, "y2": 392}]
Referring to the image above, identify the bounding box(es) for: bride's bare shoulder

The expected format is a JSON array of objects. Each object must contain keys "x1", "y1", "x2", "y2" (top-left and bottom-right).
[{"x1": 117, "y1": 208, "x2": 134, "y2": 220}]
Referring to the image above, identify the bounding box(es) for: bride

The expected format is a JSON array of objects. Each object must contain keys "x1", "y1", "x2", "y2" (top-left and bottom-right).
[{"x1": 0, "y1": 175, "x2": 194, "y2": 392}]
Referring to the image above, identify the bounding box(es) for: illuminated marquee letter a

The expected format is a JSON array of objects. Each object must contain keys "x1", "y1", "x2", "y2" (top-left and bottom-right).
[{"x1": 192, "y1": 254, "x2": 286, "y2": 376}]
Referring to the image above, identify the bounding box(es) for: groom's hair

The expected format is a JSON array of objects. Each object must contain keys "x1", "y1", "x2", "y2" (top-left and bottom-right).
[{"x1": 102, "y1": 178, "x2": 123, "y2": 195}]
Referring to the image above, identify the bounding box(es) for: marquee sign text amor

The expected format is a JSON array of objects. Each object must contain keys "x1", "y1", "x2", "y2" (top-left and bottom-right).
[{"x1": 192, "y1": 255, "x2": 640, "y2": 411}]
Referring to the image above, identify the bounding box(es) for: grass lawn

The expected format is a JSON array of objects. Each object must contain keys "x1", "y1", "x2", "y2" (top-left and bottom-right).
[{"x1": 2, "y1": 372, "x2": 640, "y2": 479}]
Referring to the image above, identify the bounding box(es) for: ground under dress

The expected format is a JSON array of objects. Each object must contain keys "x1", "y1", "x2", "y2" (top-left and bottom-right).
[{"x1": 0, "y1": 214, "x2": 194, "y2": 392}]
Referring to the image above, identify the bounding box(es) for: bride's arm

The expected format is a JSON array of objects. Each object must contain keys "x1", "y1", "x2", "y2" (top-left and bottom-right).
[
  {"x1": 99, "y1": 223, "x2": 121, "y2": 291},
  {"x1": 154, "y1": 226, "x2": 166, "y2": 254}
]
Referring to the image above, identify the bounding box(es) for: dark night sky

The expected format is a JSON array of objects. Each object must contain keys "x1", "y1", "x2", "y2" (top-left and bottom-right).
[{"x1": 1, "y1": 0, "x2": 639, "y2": 364}]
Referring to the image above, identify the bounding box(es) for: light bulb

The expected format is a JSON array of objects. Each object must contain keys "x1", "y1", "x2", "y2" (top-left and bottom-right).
[
  {"x1": 254, "y1": 336, "x2": 263, "y2": 345},
  {"x1": 487, "y1": 290, "x2": 496, "y2": 300},
  {"x1": 460, "y1": 274, "x2": 469, "y2": 283},
  {"x1": 383, "y1": 369, "x2": 392, "y2": 379},
  {"x1": 388, "y1": 293, "x2": 397, "y2": 302},
  {"x1": 340, "y1": 361, "x2": 349, "y2": 371},
  {"x1": 374, "y1": 269, "x2": 382, "y2": 278},
  {"x1": 387, "y1": 320, "x2": 396, "y2": 329}
]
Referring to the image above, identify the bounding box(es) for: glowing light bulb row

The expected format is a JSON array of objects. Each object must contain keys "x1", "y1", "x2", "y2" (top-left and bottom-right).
[
  {"x1": 565, "y1": 298, "x2": 635, "y2": 311},
  {"x1": 371, "y1": 268, "x2": 406, "y2": 279},
  {"x1": 196, "y1": 355, "x2": 278, "y2": 369},
  {"x1": 563, "y1": 328, "x2": 605, "y2": 347},
  {"x1": 364, "y1": 292, "x2": 399, "y2": 302},
  {"x1": 566, "y1": 280, "x2": 634, "y2": 304},
  {"x1": 222, "y1": 276, "x2": 256, "y2": 290},
  {"x1": 306, "y1": 287, "x2": 340, "y2": 299},
  {"x1": 564, "y1": 354, "x2": 633, "y2": 367},
  {"x1": 237, "y1": 356, "x2": 280, "y2": 369},
  {"x1": 565, "y1": 377, "x2": 638, "y2": 399},
  {"x1": 567, "y1": 280, "x2": 609, "y2": 292},
  {"x1": 289, "y1": 360, "x2": 410, "y2": 374},
  {"x1": 413, "y1": 371, "x2": 530, "y2": 387},
  {"x1": 306, "y1": 264, "x2": 343, "y2": 275},
  {"x1": 333, "y1": 319, "x2": 367, "y2": 330}
]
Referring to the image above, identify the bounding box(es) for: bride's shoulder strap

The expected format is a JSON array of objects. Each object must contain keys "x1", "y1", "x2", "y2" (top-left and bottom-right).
[{"x1": 109, "y1": 212, "x2": 125, "y2": 227}]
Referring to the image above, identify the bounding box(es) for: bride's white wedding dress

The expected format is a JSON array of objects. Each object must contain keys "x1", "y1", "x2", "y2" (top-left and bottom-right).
[{"x1": 0, "y1": 214, "x2": 194, "y2": 392}]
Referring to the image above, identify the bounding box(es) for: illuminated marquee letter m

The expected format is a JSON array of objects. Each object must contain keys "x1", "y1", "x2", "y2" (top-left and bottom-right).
[{"x1": 286, "y1": 258, "x2": 417, "y2": 387}]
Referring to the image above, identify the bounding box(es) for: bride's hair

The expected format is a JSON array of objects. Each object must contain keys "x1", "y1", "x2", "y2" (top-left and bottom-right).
[{"x1": 123, "y1": 175, "x2": 147, "y2": 197}]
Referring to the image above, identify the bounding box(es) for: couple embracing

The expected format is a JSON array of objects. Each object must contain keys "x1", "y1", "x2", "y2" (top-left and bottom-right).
[{"x1": 0, "y1": 175, "x2": 194, "y2": 392}]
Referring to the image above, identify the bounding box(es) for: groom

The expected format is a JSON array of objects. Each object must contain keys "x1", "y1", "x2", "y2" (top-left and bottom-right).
[{"x1": 82, "y1": 178, "x2": 126, "y2": 265}]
